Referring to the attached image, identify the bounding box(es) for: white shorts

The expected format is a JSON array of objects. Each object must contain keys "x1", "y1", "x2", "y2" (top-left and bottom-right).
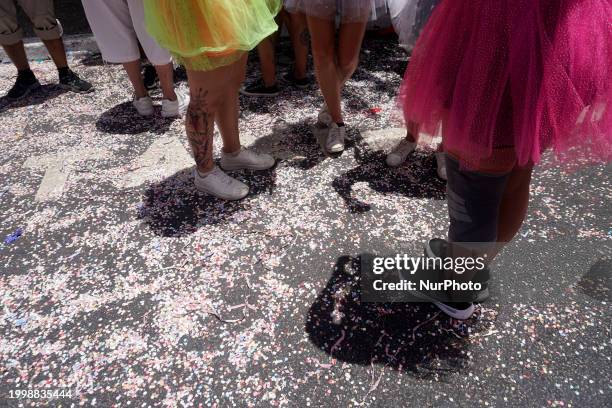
[{"x1": 81, "y1": 0, "x2": 171, "y2": 65}]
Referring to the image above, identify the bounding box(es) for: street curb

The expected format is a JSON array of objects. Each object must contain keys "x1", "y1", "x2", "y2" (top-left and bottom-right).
[{"x1": 0, "y1": 34, "x2": 99, "y2": 64}]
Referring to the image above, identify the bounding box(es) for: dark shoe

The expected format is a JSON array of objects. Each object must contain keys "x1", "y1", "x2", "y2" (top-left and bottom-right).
[
  {"x1": 59, "y1": 69, "x2": 94, "y2": 93},
  {"x1": 282, "y1": 71, "x2": 310, "y2": 89},
  {"x1": 7, "y1": 75, "x2": 41, "y2": 100},
  {"x1": 142, "y1": 64, "x2": 159, "y2": 90},
  {"x1": 240, "y1": 80, "x2": 280, "y2": 97},
  {"x1": 425, "y1": 238, "x2": 490, "y2": 302}
]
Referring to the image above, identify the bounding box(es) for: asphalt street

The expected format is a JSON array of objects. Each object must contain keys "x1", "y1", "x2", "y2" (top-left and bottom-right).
[{"x1": 0, "y1": 36, "x2": 611, "y2": 407}]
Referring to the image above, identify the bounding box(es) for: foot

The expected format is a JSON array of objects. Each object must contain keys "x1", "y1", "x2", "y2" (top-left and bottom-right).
[
  {"x1": 326, "y1": 123, "x2": 346, "y2": 153},
  {"x1": 58, "y1": 69, "x2": 94, "y2": 93},
  {"x1": 240, "y1": 79, "x2": 280, "y2": 97},
  {"x1": 386, "y1": 138, "x2": 416, "y2": 167},
  {"x1": 193, "y1": 166, "x2": 249, "y2": 201},
  {"x1": 282, "y1": 71, "x2": 310, "y2": 89},
  {"x1": 435, "y1": 151, "x2": 447, "y2": 180},
  {"x1": 425, "y1": 239, "x2": 490, "y2": 303},
  {"x1": 132, "y1": 95, "x2": 154, "y2": 116},
  {"x1": 219, "y1": 147, "x2": 275, "y2": 171},
  {"x1": 317, "y1": 105, "x2": 333, "y2": 127},
  {"x1": 161, "y1": 88, "x2": 189, "y2": 118},
  {"x1": 6, "y1": 75, "x2": 41, "y2": 100},
  {"x1": 142, "y1": 64, "x2": 159, "y2": 91}
]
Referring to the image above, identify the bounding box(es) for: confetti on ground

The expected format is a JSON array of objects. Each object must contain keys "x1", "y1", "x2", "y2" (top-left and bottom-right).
[{"x1": 0, "y1": 36, "x2": 610, "y2": 407}]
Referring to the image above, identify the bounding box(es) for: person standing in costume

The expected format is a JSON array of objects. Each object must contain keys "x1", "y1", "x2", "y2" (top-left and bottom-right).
[
  {"x1": 82, "y1": 0, "x2": 188, "y2": 117},
  {"x1": 144, "y1": 0, "x2": 281, "y2": 200},
  {"x1": 241, "y1": 3, "x2": 311, "y2": 97},
  {"x1": 1, "y1": 0, "x2": 93, "y2": 99},
  {"x1": 399, "y1": 0, "x2": 611, "y2": 319},
  {"x1": 285, "y1": 0, "x2": 386, "y2": 154},
  {"x1": 385, "y1": 0, "x2": 446, "y2": 180}
]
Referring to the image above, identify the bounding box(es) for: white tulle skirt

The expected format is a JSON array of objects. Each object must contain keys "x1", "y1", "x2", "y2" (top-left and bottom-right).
[
  {"x1": 387, "y1": 0, "x2": 440, "y2": 50},
  {"x1": 285, "y1": 0, "x2": 387, "y2": 22}
]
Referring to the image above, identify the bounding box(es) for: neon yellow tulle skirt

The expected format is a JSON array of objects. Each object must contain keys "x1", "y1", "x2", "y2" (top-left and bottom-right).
[{"x1": 144, "y1": 0, "x2": 281, "y2": 71}]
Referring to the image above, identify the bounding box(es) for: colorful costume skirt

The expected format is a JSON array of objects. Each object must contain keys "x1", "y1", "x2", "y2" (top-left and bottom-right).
[
  {"x1": 399, "y1": 0, "x2": 611, "y2": 169},
  {"x1": 144, "y1": 0, "x2": 282, "y2": 71},
  {"x1": 284, "y1": 0, "x2": 387, "y2": 23}
]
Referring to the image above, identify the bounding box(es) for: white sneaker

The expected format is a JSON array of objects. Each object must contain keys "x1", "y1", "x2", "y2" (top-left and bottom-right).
[
  {"x1": 161, "y1": 88, "x2": 190, "y2": 118},
  {"x1": 133, "y1": 95, "x2": 154, "y2": 116},
  {"x1": 317, "y1": 105, "x2": 333, "y2": 127},
  {"x1": 435, "y1": 151, "x2": 447, "y2": 180},
  {"x1": 219, "y1": 147, "x2": 275, "y2": 171},
  {"x1": 193, "y1": 166, "x2": 249, "y2": 201},
  {"x1": 326, "y1": 123, "x2": 345, "y2": 153},
  {"x1": 386, "y1": 138, "x2": 416, "y2": 167}
]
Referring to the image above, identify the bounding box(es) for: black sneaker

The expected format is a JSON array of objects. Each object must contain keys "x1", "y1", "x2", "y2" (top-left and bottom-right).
[
  {"x1": 282, "y1": 71, "x2": 310, "y2": 89},
  {"x1": 142, "y1": 64, "x2": 159, "y2": 90},
  {"x1": 59, "y1": 69, "x2": 94, "y2": 93},
  {"x1": 240, "y1": 80, "x2": 280, "y2": 97},
  {"x1": 6, "y1": 75, "x2": 41, "y2": 100},
  {"x1": 399, "y1": 238, "x2": 485, "y2": 320},
  {"x1": 426, "y1": 238, "x2": 490, "y2": 302}
]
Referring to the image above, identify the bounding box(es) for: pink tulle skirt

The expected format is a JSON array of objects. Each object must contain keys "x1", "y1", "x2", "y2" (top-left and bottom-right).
[{"x1": 399, "y1": 0, "x2": 612, "y2": 169}]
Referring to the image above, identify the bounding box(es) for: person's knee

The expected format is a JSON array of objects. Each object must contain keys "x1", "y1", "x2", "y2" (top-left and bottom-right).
[{"x1": 31, "y1": 16, "x2": 63, "y2": 41}]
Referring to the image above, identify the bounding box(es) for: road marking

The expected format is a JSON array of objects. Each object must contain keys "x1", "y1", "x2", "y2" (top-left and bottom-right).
[{"x1": 118, "y1": 137, "x2": 193, "y2": 189}]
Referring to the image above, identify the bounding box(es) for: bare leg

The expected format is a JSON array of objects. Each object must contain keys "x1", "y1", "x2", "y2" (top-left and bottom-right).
[
  {"x1": 154, "y1": 62, "x2": 177, "y2": 100},
  {"x1": 41, "y1": 38, "x2": 68, "y2": 69},
  {"x1": 2, "y1": 41, "x2": 30, "y2": 70},
  {"x1": 257, "y1": 37, "x2": 277, "y2": 87},
  {"x1": 493, "y1": 165, "x2": 533, "y2": 257},
  {"x1": 216, "y1": 54, "x2": 247, "y2": 154},
  {"x1": 122, "y1": 60, "x2": 147, "y2": 98},
  {"x1": 185, "y1": 55, "x2": 246, "y2": 173},
  {"x1": 307, "y1": 16, "x2": 341, "y2": 122},
  {"x1": 336, "y1": 21, "x2": 367, "y2": 85},
  {"x1": 287, "y1": 12, "x2": 309, "y2": 79},
  {"x1": 406, "y1": 121, "x2": 419, "y2": 143}
]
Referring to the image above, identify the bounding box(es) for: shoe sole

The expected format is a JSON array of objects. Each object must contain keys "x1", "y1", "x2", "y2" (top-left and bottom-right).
[
  {"x1": 239, "y1": 89, "x2": 280, "y2": 97},
  {"x1": 8, "y1": 82, "x2": 41, "y2": 100},
  {"x1": 410, "y1": 290, "x2": 475, "y2": 320},
  {"x1": 219, "y1": 162, "x2": 275, "y2": 171},
  {"x1": 195, "y1": 184, "x2": 249, "y2": 201},
  {"x1": 193, "y1": 174, "x2": 249, "y2": 201},
  {"x1": 327, "y1": 145, "x2": 345, "y2": 154}
]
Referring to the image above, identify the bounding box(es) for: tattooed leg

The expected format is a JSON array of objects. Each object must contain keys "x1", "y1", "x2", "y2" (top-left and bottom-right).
[{"x1": 186, "y1": 89, "x2": 215, "y2": 173}]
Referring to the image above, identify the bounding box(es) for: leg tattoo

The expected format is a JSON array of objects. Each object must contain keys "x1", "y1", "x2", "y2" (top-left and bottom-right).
[{"x1": 186, "y1": 89, "x2": 214, "y2": 171}]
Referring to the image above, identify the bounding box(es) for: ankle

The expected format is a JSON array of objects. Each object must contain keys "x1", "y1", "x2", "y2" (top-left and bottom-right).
[
  {"x1": 17, "y1": 68, "x2": 36, "y2": 82},
  {"x1": 197, "y1": 166, "x2": 215, "y2": 177},
  {"x1": 57, "y1": 66, "x2": 71, "y2": 78},
  {"x1": 222, "y1": 146, "x2": 241, "y2": 156}
]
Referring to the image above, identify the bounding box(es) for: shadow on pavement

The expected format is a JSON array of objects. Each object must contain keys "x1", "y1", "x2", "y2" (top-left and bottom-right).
[
  {"x1": 305, "y1": 255, "x2": 494, "y2": 378},
  {"x1": 333, "y1": 133, "x2": 446, "y2": 213},
  {"x1": 138, "y1": 165, "x2": 277, "y2": 237},
  {"x1": 577, "y1": 259, "x2": 611, "y2": 302},
  {"x1": 0, "y1": 84, "x2": 68, "y2": 114},
  {"x1": 96, "y1": 101, "x2": 176, "y2": 135}
]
